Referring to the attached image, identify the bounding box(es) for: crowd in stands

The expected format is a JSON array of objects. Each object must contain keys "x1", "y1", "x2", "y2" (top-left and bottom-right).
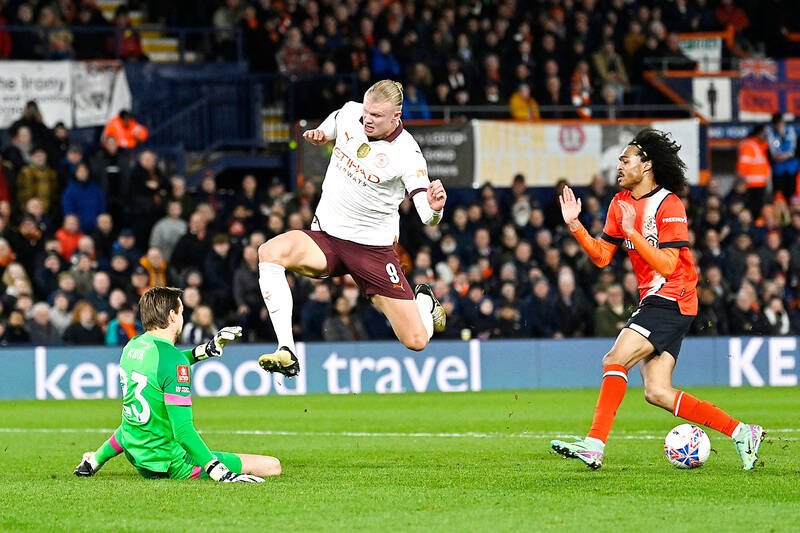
[
  {"x1": 2, "y1": 97, "x2": 800, "y2": 346},
  {"x1": 3, "y1": 1, "x2": 799, "y2": 119}
]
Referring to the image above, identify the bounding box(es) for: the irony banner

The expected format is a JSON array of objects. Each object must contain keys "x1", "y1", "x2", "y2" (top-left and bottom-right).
[{"x1": 0, "y1": 60, "x2": 131, "y2": 129}]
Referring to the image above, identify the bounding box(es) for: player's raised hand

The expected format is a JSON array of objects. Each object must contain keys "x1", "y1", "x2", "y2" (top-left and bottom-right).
[
  {"x1": 559, "y1": 185, "x2": 582, "y2": 230},
  {"x1": 428, "y1": 179, "x2": 447, "y2": 211},
  {"x1": 618, "y1": 201, "x2": 637, "y2": 236},
  {"x1": 303, "y1": 129, "x2": 331, "y2": 145},
  {"x1": 194, "y1": 326, "x2": 242, "y2": 361}
]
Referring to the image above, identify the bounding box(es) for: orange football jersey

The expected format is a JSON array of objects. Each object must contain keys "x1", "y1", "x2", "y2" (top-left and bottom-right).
[{"x1": 601, "y1": 187, "x2": 698, "y2": 315}]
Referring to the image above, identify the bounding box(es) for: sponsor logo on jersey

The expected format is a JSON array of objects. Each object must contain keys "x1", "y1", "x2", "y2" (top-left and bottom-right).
[
  {"x1": 416, "y1": 169, "x2": 426, "y2": 178},
  {"x1": 177, "y1": 365, "x2": 190, "y2": 383},
  {"x1": 332, "y1": 147, "x2": 381, "y2": 184},
  {"x1": 357, "y1": 143, "x2": 371, "y2": 158},
  {"x1": 375, "y1": 153, "x2": 389, "y2": 168},
  {"x1": 662, "y1": 216, "x2": 687, "y2": 223},
  {"x1": 176, "y1": 386, "x2": 190, "y2": 393}
]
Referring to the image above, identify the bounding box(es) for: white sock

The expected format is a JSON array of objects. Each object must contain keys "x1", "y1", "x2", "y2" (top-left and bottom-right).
[
  {"x1": 585, "y1": 437, "x2": 605, "y2": 448},
  {"x1": 731, "y1": 423, "x2": 745, "y2": 439},
  {"x1": 415, "y1": 292, "x2": 434, "y2": 340},
  {"x1": 258, "y1": 262, "x2": 296, "y2": 353}
]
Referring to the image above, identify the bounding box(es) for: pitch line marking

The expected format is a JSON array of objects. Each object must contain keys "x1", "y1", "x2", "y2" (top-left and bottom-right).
[{"x1": 0, "y1": 428, "x2": 798, "y2": 440}]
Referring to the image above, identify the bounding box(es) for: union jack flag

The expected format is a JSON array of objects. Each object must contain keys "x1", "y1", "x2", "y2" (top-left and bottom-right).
[{"x1": 740, "y1": 59, "x2": 778, "y2": 81}]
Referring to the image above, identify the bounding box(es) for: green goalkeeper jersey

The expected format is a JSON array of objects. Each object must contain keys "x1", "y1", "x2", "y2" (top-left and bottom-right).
[{"x1": 116, "y1": 332, "x2": 215, "y2": 473}]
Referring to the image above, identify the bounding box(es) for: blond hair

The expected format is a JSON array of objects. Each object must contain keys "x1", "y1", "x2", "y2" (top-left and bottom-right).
[{"x1": 364, "y1": 80, "x2": 403, "y2": 107}]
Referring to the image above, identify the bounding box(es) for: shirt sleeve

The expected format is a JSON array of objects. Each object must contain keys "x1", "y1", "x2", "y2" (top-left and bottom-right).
[
  {"x1": 656, "y1": 196, "x2": 690, "y2": 249},
  {"x1": 402, "y1": 146, "x2": 441, "y2": 224},
  {"x1": 317, "y1": 106, "x2": 341, "y2": 139},
  {"x1": 158, "y1": 346, "x2": 215, "y2": 466},
  {"x1": 601, "y1": 198, "x2": 625, "y2": 246}
]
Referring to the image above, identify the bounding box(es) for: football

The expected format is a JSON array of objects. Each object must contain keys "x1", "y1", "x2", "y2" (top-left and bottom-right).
[{"x1": 664, "y1": 424, "x2": 711, "y2": 469}]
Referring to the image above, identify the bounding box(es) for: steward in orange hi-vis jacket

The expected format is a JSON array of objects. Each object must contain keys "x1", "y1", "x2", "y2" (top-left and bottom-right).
[{"x1": 103, "y1": 110, "x2": 148, "y2": 149}]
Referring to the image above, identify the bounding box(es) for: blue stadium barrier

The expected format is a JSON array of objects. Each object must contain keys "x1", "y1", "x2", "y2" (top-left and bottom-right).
[{"x1": 1, "y1": 336, "x2": 796, "y2": 400}]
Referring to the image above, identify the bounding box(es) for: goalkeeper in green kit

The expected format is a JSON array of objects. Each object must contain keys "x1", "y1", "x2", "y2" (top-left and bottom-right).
[{"x1": 73, "y1": 287, "x2": 282, "y2": 482}]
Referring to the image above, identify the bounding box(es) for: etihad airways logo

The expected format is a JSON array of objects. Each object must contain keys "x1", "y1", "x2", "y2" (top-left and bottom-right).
[{"x1": 333, "y1": 147, "x2": 381, "y2": 185}]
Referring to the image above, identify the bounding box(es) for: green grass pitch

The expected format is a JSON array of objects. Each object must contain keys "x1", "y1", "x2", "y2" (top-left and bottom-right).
[{"x1": 1, "y1": 387, "x2": 798, "y2": 532}]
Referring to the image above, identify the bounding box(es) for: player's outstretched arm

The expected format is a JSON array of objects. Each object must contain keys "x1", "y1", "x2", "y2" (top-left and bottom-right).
[
  {"x1": 560, "y1": 185, "x2": 617, "y2": 267},
  {"x1": 166, "y1": 402, "x2": 263, "y2": 482},
  {"x1": 188, "y1": 326, "x2": 242, "y2": 363},
  {"x1": 302, "y1": 129, "x2": 332, "y2": 145}
]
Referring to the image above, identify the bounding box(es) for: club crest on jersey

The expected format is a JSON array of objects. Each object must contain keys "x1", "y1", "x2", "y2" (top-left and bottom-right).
[
  {"x1": 644, "y1": 216, "x2": 657, "y2": 234},
  {"x1": 375, "y1": 153, "x2": 389, "y2": 168},
  {"x1": 177, "y1": 365, "x2": 190, "y2": 383},
  {"x1": 357, "y1": 143, "x2": 371, "y2": 158}
]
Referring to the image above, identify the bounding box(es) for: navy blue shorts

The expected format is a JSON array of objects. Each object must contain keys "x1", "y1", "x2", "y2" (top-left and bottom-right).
[{"x1": 624, "y1": 296, "x2": 695, "y2": 359}]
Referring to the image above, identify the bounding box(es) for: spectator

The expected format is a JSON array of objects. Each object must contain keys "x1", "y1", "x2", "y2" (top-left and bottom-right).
[
  {"x1": 111, "y1": 228, "x2": 142, "y2": 266},
  {"x1": 88, "y1": 271, "x2": 113, "y2": 317},
  {"x1": 401, "y1": 84, "x2": 431, "y2": 120},
  {"x1": 105, "y1": 304, "x2": 143, "y2": 345},
  {"x1": 233, "y1": 245, "x2": 263, "y2": 340},
  {"x1": 62, "y1": 301, "x2": 104, "y2": 345},
  {"x1": 727, "y1": 288, "x2": 770, "y2": 335},
  {"x1": 203, "y1": 233, "x2": 238, "y2": 314},
  {"x1": 521, "y1": 277, "x2": 560, "y2": 338},
  {"x1": 26, "y1": 302, "x2": 61, "y2": 344},
  {"x1": 129, "y1": 265, "x2": 150, "y2": 299},
  {"x1": 371, "y1": 38, "x2": 401, "y2": 79},
  {"x1": 594, "y1": 284, "x2": 632, "y2": 337},
  {"x1": 766, "y1": 113, "x2": 799, "y2": 204},
  {"x1": 10, "y1": 3, "x2": 39, "y2": 59},
  {"x1": 49, "y1": 291, "x2": 72, "y2": 334},
  {"x1": 323, "y1": 296, "x2": 368, "y2": 342},
  {"x1": 181, "y1": 304, "x2": 216, "y2": 345},
  {"x1": 89, "y1": 135, "x2": 130, "y2": 216},
  {"x1": 2, "y1": 310, "x2": 30, "y2": 343},
  {"x1": 103, "y1": 110, "x2": 148, "y2": 149},
  {"x1": 9, "y1": 101, "x2": 52, "y2": 150},
  {"x1": 737, "y1": 125, "x2": 771, "y2": 217},
  {"x1": 69, "y1": 251, "x2": 95, "y2": 297},
  {"x1": 509, "y1": 83, "x2": 540, "y2": 120},
  {"x1": 139, "y1": 247, "x2": 167, "y2": 288},
  {"x1": 715, "y1": 0, "x2": 750, "y2": 35},
  {"x1": 109, "y1": 7, "x2": 143, "y2": 61},
  {"x1": 171, "y1": 212, "x2": 210, "y2": 276},
  {"x1": 212, "y1": 0, "x2": 242, "y2": 60},
  {"x1": 301, "y1": 282, "x2": 332, "y2": 341},
  {"x1": 277, "y1": 27, "x2": 318, "y2": 75},
  {"x1": 149, "y1": 200, "x2": 187, "y2": 263},
  {"x1": 16, "y1": 146, "x2": 57, "y2": 216},
  {"x1": 2, "y1": 125, "x2": 33, "y2": 181},
  {"x1": 62, "y1": 162, "x2": 106, "y2": 232},
  {"x1": 592, "y1": 40, "x2": 630, "y2": 103},
  {"x1": 764, "y1": 296, "x2": 791, "y2": 335},
  {"x1": 55, "y1": 214, "x2": 83, "y2": 261}
]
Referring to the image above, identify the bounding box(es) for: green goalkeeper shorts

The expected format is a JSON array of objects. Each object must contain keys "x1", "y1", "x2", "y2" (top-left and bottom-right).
[{"x1": 132, "y1": 451, "x2": 243, "y2": 480}]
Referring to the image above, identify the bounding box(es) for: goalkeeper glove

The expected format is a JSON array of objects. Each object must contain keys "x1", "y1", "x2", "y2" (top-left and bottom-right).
[
  {"x1": 74, "y1": 451, "x2": 100, "y2": 477},
  {"x1": 205, "y1": 459, "x2": 264, "y2": 483},
  {"x1": 193, "y1": 326, "x2": 242, "y2": 361}
]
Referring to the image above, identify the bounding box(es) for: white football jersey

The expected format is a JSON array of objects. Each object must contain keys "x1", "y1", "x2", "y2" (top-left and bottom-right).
[{"x1": 312, "y1": 101, "x2": 431, "y2": 246}]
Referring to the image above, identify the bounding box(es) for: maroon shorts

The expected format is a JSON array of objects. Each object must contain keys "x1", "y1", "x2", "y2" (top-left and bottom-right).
[{"x1": 301, "y1": 229, "x2": 414, "y2": 300}]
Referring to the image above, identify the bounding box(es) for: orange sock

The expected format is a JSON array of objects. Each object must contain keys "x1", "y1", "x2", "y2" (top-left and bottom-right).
[
  {"x1": 673, "y1": 390, "x2": 740, "y2": 437},
  {"x1": 587, "y1": 365, "x2": 628, "y2": 443}
]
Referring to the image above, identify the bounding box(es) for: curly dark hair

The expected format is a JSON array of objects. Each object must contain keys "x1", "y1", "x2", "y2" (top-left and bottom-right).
[{"x1": 629, "y1": 128, "x2": 687, "y2": 193}]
